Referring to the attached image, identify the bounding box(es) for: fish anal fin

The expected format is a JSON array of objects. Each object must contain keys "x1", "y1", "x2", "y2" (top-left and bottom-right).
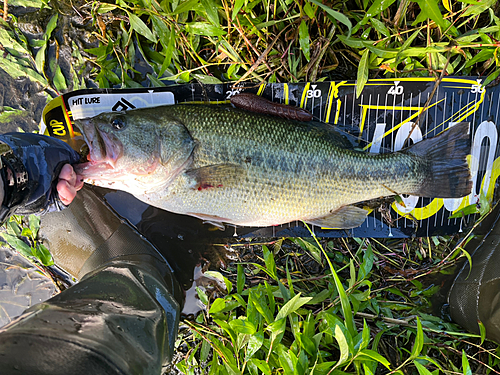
[
  {"x1": 186, "y1": 164, "x2": 246, "y2": 190},
  {"x1": 306, "y1": 206, "x2": 369, "y2": 229},
  {"x1": 203, "y1": 220, "x2": 226, "y2": 231},
  {"x1": 187, "y1": 212, "x2": 228, "y2": 230}
]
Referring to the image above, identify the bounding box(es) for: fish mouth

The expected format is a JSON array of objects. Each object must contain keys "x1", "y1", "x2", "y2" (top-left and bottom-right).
[{"x1": 74, "y1": 119, "x2": 124, "y2": 178}]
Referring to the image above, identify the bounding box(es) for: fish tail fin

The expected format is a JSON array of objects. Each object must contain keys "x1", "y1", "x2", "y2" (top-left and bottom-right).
[{"x1": 405, "y1": 122, "x2": 472, "y2": 198}]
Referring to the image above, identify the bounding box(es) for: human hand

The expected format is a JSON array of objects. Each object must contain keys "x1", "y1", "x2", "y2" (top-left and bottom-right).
[{"x1": 57, "y1": 164, "x2": 84, "y2": 205}]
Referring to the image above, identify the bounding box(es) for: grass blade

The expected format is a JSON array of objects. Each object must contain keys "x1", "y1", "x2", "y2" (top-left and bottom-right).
[
  {"x1": 128, "y1": 13, "x2": 156, "y2": 43},
  {"x1": 299, "y1": 20, "x2": 311, "y2": 62},
  {"x1": 275, "y1": 293, "x2": 312, "y2": 320},
  {"x1": 306, "y1": 0, "x2": 352, "y2": 34},
  {"x1": 411, "y1": 317, "x2": 424, "y2": 358},
  {"x1": 356, "y1": 49, "x2": 369, "y2": 98}
]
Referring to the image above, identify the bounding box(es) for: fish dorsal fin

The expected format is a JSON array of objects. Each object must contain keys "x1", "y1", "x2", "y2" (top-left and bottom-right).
[
  {"x1": 306, "y1": 205, "x2": 368, "y2": 229},
  {"x1": 186, "y1": 163, "x2": 247, "y2": 190}
]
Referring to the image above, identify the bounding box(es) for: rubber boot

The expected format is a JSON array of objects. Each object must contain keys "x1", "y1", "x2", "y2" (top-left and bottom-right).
[
  {"x1": 448, "y1": 205, "x2": 500, "y2": 344},
  {"x1": 0, "y1": 185, "x2": 183, "y2": 375}
]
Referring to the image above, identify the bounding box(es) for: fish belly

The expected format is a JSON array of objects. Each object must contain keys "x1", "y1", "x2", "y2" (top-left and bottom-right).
[{"x1": 143, "y1": 151, "x2": 421, "y2": 227}]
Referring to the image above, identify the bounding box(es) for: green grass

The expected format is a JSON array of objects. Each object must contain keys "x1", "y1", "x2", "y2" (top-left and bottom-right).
[
  {"x1": 1, "y1": 0, "x2": 500, "y2": 374},
  {"x1": 2, "y1": 0, "x2": 499, "y2": 93},
  {"x1": 175, "y1": 232, "x2": 499, "y2": 375}
]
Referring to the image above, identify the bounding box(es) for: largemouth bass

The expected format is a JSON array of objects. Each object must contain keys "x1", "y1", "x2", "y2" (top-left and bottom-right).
[{"x1": 74, "y1": 104, "x2": 472, "y2": 229}]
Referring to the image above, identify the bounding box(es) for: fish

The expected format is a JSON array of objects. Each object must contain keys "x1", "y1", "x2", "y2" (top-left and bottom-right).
[{"x1": 74, "y1": 104, "x2": 472, "y2": 229}]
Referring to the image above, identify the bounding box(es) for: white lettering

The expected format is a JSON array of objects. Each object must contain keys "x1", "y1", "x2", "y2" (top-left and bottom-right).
[
  {"x1": 469, "y1": 120, "x2": 497, "y2": 205},
  {"x1": 369, "y1": 123, "x2": 387, "y2": 153},
  {"x1": 306, "y1": 84, "x2": 321, "y2": 98},
  {"x1": 393, "y1": 122, "x2": 422, "y2": 213},
  {"x1": 225, "y1": 89, "x2": 241, "y2": 99},
  {"x1": 388, "y1": 82, "x2": 403, "y2": 95},
  {"x1": 471, "y1": 79, "x2": 485, "y2": 94}
]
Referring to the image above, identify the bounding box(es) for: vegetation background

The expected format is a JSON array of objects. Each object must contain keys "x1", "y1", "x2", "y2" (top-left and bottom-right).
[{"x1": 1, "y1": 0, "x2": 500, "y2": 374}]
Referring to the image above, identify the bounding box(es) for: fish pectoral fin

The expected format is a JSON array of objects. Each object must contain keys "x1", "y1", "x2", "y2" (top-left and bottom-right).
[
  {"x1": 306, "y1": 206, "x2": 369, "y2": 229},
  {"x1": 186, "y1": 163, "x2": 246, "y2": 190}
]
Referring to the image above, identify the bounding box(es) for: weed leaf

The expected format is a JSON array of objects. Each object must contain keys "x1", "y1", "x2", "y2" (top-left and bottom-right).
[
  {"x1": 35, "y1": 243, "x2": 54, "y2": 266},
  {"x1": 275, "y1": 293, "x2": 312, "y2": 320},
  {"x1": 448, "y1": 204, "x2": 479, "y2": 219},
  {"x1": 414, "y1": 361, "x2": 433, "y2": 375},
  {"x1": 10, "y1": 0, "x2": 47, "y2": 7},
  {"x1": 45, "y1": 13, "x2": 58, "y2": 37},
  {"x1": 308, "y1": 289, "x2": 330, "y2": 304},
  {"x1": 237, "y1": 264, "x2": 245, "y2": 294},
  {"x1": 247, "y1": 358, "x2": 271, "y2": 375},
  {"x1": 363, "y1": 363, "x2": 375, "y2": 375},
  {"x1": 277, "y1": 344, "x2": 297, "y2": 374},
  {"x1": 465, "y1": 49, "x2": 495, "y2": 68},
  {"x1": 53, "y1": 65, "x2": 68, "y2": 92},
  {"x1": 462, "y1": 350, "x2": 472, "y2": 375},
  {"x1": 413, "y1": 0, "x2": 446, "y2": 29},
  {"x1": 98, "y1": 3, "x2": 119, "y2": 13},
  {"x1": 250, "y1": 289, "x2": 274, "y2": 324},
  {"x1": 358, "y1": 244, "x2": 374, "y2": 281},
  {"x1": 209, "y1": 298, "x2": 226, "y2": 314},
  {"x1": 229, "y1": 318, "x2": 256, "y2": 334},
  {"x1": 232, "y1": 0, "x2": 245, "y2": 20},
  {"x1": 200, "y1": 0, "x2": 219, "y2": 25},
  {"x1": 200, "y1": 339, "x2": 211, "y2": 362},
  {"x1": 299, "y1": 20, "x2": 310, "y2": 62},
  {"x1": 411, "y1": 317, "x2": 424, "y2": 358},
  {"x1": 262, "y1": 245, "x2": 277, "y2": 280},
  {"x1": 186, "y1": 23, "x2": 226, "y2": 36},
  {"x1": 334, "y1": 324, "x2": 350, "y2": 366},
  {"x1": 171, "y1": 0, "x2": 200, "y2": 14},
  {"x1": 306, "y1": 0, "x2": 352, "y2": 34},
  {"x1": 2, "y1": 233, "x2": 32, "y2": 257},
  {"x1": 128, "y1": 13, "x2": 156, "y2": 43},
  {"x1": 357, "y1": 349, "x2": 391, "y2": 369},
  {"x1": 462, "y1": 0, "x2": 496, "y2": 17},
  {"x1": 478, "y1": 320, "x2": 486, "y2": 345},
  {"x1": 359, "y1": 0, "x2": 396, "y2": 27},
  {"x1": 0, "y1": 27, "x2": 29, "y2": 55},
  {"x1": 290, "y1": 238, "x2": 322, "y2": 264},
  {"x1": 370, "y1": 18, "x2": 390, "y2": 37},
  {"x1": 246, "y1": 330, "x2": 264, "y2": 360},
  {"x1": 356, "y1": 49, "x2": 369, "y2": 98},
  {"x1": 196, "y1": 286, "x2": 209, "y2": 305}
]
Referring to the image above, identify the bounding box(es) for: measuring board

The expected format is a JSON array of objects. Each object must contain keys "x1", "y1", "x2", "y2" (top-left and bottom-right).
[{"x1": 40, "y1": 77, "x2": 498, "y2": 238}]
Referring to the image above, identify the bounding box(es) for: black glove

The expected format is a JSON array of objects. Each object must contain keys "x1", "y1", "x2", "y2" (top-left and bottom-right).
[{"x1": 0, "y1": 133, "x2": 80, "y2": 224}]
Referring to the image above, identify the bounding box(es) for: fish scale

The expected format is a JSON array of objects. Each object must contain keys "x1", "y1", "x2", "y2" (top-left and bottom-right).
[{"x1": 75, "y1": 104, "x2": 472, "y2": 229}]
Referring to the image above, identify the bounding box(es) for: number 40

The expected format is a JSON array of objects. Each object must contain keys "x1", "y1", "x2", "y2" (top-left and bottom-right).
[{"x1": 388, "y1": 85, "x2": 403, "y2": 95}]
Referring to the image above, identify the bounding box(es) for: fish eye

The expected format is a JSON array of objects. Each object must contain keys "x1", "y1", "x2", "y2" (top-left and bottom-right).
[{"x1": 111, "y1": 117, "x2": 125, "y2": 130}]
